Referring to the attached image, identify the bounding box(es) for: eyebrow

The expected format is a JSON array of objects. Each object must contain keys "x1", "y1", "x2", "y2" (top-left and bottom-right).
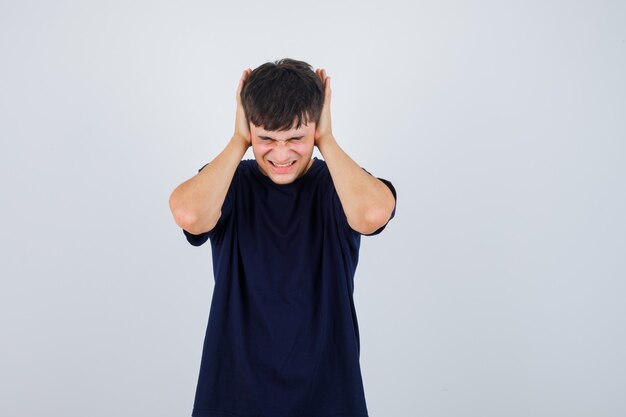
[{"x1": 258, "y1": 135, "x2": 305, "y2": 141}]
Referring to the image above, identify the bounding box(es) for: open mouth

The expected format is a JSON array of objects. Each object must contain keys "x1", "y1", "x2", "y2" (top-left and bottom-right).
[{"x1": 269, "y1": 160, "x2": 296, "y2": 168}]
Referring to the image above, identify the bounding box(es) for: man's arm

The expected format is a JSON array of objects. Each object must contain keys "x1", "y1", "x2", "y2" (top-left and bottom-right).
[
  {"x1": 314, "y1": 68, "x2": 396, "y2": 235},
  {"x1": 168, "y1": 69, "x2": 252, "y2": 235},
  {"x1": 319, "y1": 135, "x2": 395, "y2": 235}
]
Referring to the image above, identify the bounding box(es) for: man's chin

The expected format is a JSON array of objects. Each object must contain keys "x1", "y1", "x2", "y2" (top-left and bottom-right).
[{"x1": 269, "y1": 176, "x2": 296, "y2": 185}]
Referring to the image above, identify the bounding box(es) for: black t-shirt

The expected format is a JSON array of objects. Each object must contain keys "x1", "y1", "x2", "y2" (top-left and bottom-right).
[{"x1": 183, "y1": 157, "x2": 397, "y2": 417}]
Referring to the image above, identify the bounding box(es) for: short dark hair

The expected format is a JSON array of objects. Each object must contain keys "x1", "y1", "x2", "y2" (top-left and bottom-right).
[{"x1": 241, "y1": 58, "x2": 324, "y2": 132}]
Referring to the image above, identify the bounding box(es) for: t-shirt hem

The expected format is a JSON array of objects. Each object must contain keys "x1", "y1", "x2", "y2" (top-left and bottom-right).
[{"x1": 192, "y1": 409, "x2": 368, "y2": 417}]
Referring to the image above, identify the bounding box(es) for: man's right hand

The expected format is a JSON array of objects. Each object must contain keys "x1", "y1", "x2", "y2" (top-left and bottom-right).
[{"x1": 234, "y1": 68, "x2": 253, "y2": 147}]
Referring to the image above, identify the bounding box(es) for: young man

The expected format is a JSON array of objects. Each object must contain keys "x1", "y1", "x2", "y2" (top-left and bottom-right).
[{"x1": 169, "y1": 58, "x2": 397, "y2": 417}]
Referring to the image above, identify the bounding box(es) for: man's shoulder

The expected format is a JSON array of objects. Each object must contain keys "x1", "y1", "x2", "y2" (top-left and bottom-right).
[
  {"x1": 232, "y1": 159, "x2": 258, "y2": 178},
  {"x1": 238, "y1": 159, "x2": 255, "y2": 169}
]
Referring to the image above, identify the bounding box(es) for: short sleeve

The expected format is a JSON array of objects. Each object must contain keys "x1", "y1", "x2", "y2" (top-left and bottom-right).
[
  {"x1": 181, "y1": 162, "x2": 237, "y2": 246},
  {"x1": 363, "y1": 176, "x2": 396, "y2": 236},
  {"x1": 331, "y1": 167, "x2": 396, "y2": 237}
]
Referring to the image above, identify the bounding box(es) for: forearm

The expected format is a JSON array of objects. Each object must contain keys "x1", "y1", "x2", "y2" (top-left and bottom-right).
[
  {"x1": 169, "y1": 135, "x2": 249, "y2": 234},
  {"x1": 317, "y1": 134, "x2": 395, "y2": 233}
]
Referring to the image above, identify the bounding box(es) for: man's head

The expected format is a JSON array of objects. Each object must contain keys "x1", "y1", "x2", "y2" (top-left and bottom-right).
[{"x1": 241, "y1": 58, "x2": 324, "y2": 185}]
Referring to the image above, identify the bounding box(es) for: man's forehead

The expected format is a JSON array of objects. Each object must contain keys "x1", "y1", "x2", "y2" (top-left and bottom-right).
[{"x1": 254, "y1": 122, "x2": 312, "y2": 135}]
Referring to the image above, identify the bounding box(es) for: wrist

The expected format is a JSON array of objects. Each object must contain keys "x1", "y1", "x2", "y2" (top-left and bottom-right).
[
  {"x1": 316, "y1": 133, "x2": 337, "y2": 154},
  {"x1": 230, "y1": 134, "x2": 250, "y2": 152}
]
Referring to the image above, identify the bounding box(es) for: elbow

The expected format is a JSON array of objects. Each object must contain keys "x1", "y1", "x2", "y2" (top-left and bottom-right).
[
  {"x1": 348, "y1": 207, "x2": 392, "y2": 235},
  {"x1": 169, "y1": 189, "x2": 191, "y2": 228},
  {"x1": 169, "y1": 190, "x2": 204, "y2": 233},
  {"x1": 171, "y1": 204, "x2": 220, "y2": 236},
  {"x1": 349, "y1": 190, "x2": 396, "y2": 234},
  {"x1": 169, "y1": 190, "x2": 220, "y2": 235},
  {"x1": 366, "y1": 208, "x2": 393, "y2": 234},
  {"x1": 175, "y1": 210, "x2": 219, "y2": 235},
  {"x1": 170, "y1": 203, "x2": 197, "y2": 232}
]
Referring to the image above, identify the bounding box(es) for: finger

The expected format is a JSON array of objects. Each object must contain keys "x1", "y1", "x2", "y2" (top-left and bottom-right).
[
  {"x1": 325, "y1": 77, "x2": 331, "y2": 100},
  {"x1": 236, "y1": 73, "x2": 246, "y2": 99},
  {"x1": 237, "y1": 68, "x2": 252, "y2": 97},
  {"x1": 241, "y1": 69, "x2": 252, "y2": 83},
  {"x1": 325, "y1": 72, "x2": 331, "y2": 89}
]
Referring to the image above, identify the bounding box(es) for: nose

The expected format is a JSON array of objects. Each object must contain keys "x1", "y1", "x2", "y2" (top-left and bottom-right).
[{"x1": 272, "y1": 140, "x2": 292, "y2": 161}]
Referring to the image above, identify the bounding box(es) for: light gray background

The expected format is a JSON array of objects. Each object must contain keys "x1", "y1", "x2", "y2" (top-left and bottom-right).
[{"x1": 1, "y1": 1, "x2": 625, "y2": 416}]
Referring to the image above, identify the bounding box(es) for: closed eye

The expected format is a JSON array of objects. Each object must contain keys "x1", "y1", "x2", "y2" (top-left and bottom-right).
[{"x1": 258, "y1": 135, "x2": 305, "y2": 142}]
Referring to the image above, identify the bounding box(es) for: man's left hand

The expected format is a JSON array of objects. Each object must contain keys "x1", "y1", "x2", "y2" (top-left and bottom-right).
[{"x1": 314, "y1": 68, "x2": 334, "y2": 149}]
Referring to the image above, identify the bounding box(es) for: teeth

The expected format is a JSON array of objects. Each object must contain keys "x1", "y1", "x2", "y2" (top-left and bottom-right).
[{"x1": 273, "y1": 161, "x2": 294, "y2": 167}]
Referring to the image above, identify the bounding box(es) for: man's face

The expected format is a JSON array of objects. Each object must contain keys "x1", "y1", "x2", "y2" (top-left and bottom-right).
[{"x1": 250, "y1": 120, "x2": 316, "y2": 185}]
